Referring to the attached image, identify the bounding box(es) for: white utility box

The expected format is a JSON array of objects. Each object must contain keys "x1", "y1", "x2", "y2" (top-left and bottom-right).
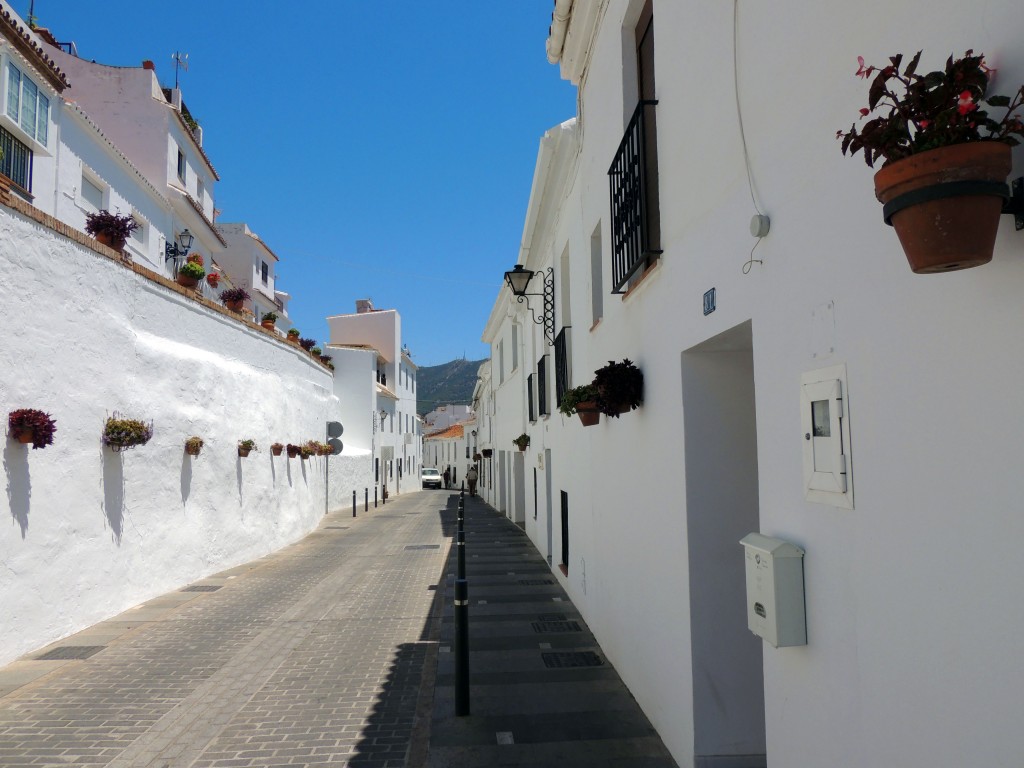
[{"x1": 740, "y1": 533, "x2": 807, "y2": 648}]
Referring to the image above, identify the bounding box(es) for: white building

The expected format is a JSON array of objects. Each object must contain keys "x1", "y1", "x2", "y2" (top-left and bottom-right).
[
  {"x1": 216, "y1": 222, "x2": 293, "y2": 330},
  {"x1": 326, "y1": 300, "x2": 421, "y2": 498},
  {"x1": 44, "y1": 38, "x2": 226, "y2": 281},
  {"x1": 422, "y1": 404, "x2": 473, "y2": 432},
  {"x1": 423, "y1": 415, "x2": 477, "y2": 488},
  {"x1": 473, "y1": 2, "x2": 1024, "y2": 766}
]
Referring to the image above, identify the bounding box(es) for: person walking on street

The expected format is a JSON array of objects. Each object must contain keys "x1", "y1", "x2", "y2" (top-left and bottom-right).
[
  {"x1": 466, "y1": 464, "x2": 478, "y2": 496},
  {"x1": 443, "y1": 466, "x2": 451, "y2": 490}
]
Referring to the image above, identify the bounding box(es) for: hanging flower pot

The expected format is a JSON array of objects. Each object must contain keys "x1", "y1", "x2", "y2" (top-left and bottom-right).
[
  {"x1": 286, "y1": 443, "x2": 300, "y2": 458},
  {"x1": 237, "y1": 439, "x2": 257, "y2": 457},
  {"x1": 838, "y1": 51, "x2": 1024, "y2": 273},
  {"x1": 8, "y1": 408, "x2": 57, "y2": 449},
  {"x1": 271, "y1": 442, "x2": 284, "y2": 456},
  {"x1": 576, "y1": 402, "x2": 601, "y2": 427},
  {"x1": 185, "y1": 436, "x2": 204, "y2": 456},
  {"x1": 874, "y1": 142, "x2": 1012, "y2": 272}
]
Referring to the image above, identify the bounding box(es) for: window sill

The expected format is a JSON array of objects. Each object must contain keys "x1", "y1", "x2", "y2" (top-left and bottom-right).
[{"x1": 620, "y1": 258, "x2": 661, "y2": 302}]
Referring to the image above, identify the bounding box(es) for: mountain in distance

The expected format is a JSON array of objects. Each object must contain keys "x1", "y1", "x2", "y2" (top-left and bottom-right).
[{"x1": 416, "y1": 357, "x2": 487, "y2": 417}]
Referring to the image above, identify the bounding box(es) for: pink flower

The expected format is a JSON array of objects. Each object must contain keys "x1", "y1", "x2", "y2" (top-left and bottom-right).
[
  {"x1": 855, "y1": 56, "x2": 873, "y2": 79},
  {"x1": 957, "y1": 90, "x2": 978, "y2": 116},
  {"x1": 918, "y1": 119, "x2": 931, "y2": 129}
]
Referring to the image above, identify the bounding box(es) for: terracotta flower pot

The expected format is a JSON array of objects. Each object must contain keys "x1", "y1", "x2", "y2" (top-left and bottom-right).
[
  {"x1": 96, "y1": 231, "x2": 126, "y2": 251},
  {"x1": 874, "y1": 142, "x2": 1012, "y2": 273},
  {"x1": 271, "y1": 445, "x2": 283, "y2": 456},
  {"x1": 177, "y1": 273, "x2": 199, "y2": 288},
  {"x1": 16, "y1": 430, "x2": 33, "y2": 444},
  {"x1": 576, "y1": 402, "x2": 600, "y2": 427},
  {"x1": 185, "y1": 445, "x2": 201, "y2": 456},
  {"x1": 225, "y1": 299, "x2": 244, "y2": 312},
  {"x1": 287, "y1": 446, "x2": 299, "y2": 458},
  {"x1": 238, "y1": 447, "x2": 251, "y2": 458},
  {"x1": 261, "y1": 320, "x2": 275, "y2": 330},
  {"x1": 288, "y1": 334, "x2": 300, "y2": 344}
]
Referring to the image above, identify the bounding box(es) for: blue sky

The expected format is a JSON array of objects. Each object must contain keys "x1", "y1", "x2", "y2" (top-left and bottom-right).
[{"x1": 39, "y1": 1, "x2": 577, "y2": 366}]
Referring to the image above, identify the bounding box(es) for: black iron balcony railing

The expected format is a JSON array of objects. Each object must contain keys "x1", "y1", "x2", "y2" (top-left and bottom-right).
[
  {"x1": 608, "y1": 99, "x2": 661, "y2": 293},
  {"x1": 554, "y1": 326, "x2": 571, "y2": 409},
  {"x1": 537, "y1": 355, "x2": 549, "y2": 417}
]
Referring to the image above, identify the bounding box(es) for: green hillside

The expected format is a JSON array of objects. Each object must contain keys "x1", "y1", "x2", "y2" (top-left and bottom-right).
[{"x1": 416, "y1": 358, "x2": 487, "y2": 416}]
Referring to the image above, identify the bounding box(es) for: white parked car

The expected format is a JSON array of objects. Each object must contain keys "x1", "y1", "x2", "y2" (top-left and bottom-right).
[{"x1": 421, "y1": 467, "x2": 442, "y2": 489}]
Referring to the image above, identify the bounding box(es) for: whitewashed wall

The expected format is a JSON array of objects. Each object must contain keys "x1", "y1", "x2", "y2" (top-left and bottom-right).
[
  {"x1": 0, "y1": 203, "x2": 371, "y2": 667},
  {"x1": 477, "y1": 1, "x2": 1024, "y2": 766}
]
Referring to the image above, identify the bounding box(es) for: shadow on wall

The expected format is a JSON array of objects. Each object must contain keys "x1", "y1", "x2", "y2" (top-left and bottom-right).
[
  {"x1": 101, "y1": 447, "x2": 124, "y2": 544},
  {"x1": 4, "y1": 440, "x2": 31, "y2": 538},
  {"x1": 270, "y1": 453, "x2": 276, "y2": 486},
  {"x1": 236, "y1": 456, "x2": 243, "y2": 507},
  {"x1": 181, "y1": 453, "x2": 192, "y2": 505}
]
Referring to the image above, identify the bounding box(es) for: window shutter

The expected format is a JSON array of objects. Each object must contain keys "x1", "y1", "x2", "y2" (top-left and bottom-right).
[
  {"x1": 36, "y1": 93, "x2": 48, "y2": 145},
  {"x1": 20, "y1": 78, "x2": 37, "y2": 138},
  {"x1": 7, "y1": 64, "x2": 20, "y2": 121}
]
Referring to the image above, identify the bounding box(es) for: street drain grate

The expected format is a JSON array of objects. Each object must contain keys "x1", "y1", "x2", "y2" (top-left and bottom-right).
[
  {"x1": 519, "y1": 579, "x2": 554, "y2": 586},
  {"x1": 532, "y1": 621, "x2": 582, "y2": 633},
  {"x1": 541, "y1": 651, "x2": 603, "y2": 668},
  {"x1": 36, "y1": 646, "x2": 105, "y2": 661},
  {"x1": 181, "y1": 585, "x2": 221, "y2": 592},
  {"x1": 538, "y1": 613, "x2": 567, "y2": 622},
  {"x1": 405, "y1": 544, "x2": 441, "y2": 550}
]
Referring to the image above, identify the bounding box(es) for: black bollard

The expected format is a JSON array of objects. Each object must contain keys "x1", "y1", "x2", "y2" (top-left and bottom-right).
[
  {"x1": 457, "y1": 529, "x2": 466, "y2": 580},
  {"x1": 365, "y1": 488, "x2": 368, "y2": 512},
  {"x1": 454, "y1": 578, "x2": 470, "y2": 716},
  {"x1": 374, "y1": 487, "x2": 378, "y2": 508},
  {"x1": 352, "y1": 490, "x2": 357, "y2": 518}
]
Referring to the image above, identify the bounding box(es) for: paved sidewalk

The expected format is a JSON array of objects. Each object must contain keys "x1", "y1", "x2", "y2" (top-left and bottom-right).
[
  {"x1": 427, "y1": 494, "x2": 678, "y2": 767},
  {"x1": 0, "y1": 490, "x2": 677, "y2": 767}
]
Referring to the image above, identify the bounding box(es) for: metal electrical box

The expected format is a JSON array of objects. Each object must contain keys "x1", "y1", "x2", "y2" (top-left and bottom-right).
[{"x1": 740, "y1": 533, "x2": 807, "y2": 648}]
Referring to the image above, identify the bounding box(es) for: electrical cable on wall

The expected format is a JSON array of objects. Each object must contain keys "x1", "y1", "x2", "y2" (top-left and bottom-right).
[{"x1": 734, "y1": 0, "x2": 769, "y2": 273}]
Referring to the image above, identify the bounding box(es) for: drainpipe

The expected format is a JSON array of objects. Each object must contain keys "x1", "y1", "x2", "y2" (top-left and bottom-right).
[{"x1": 546, "y1": 0, "x2": 574, "y2": 64}]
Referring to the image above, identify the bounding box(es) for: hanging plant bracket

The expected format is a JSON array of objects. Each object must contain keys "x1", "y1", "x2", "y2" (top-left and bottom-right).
[{"x1": 1002, "y1": 177, "x2": 1024, "y2": 231}]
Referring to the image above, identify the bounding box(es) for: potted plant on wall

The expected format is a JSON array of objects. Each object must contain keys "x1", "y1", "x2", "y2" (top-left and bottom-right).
[
  {"x1": 177, "y1": 259, "x2": 205, "y2": 288},
  {"x1": 558, "y1": 383, "x2": 601, "y2": 426},
  {"x1": 286, "y1": 443, "x2": 300, "y2": 458},
  {"x1": 838, "y1": 50, "x2": 1024, "y2": 272},
  {"x1": 8, "y1": 408, "x2": 56, "y2": 449},
  {"x1": 102, "y1": 414, "x2": 153, "y2": 452},
  {"x1": 593, "y1": 359, "x2": 644, "y2": 418},
  {"x1": 219, "y1": 287, "x2": 250, "y2": 312},
  {"x1": 237, "y1": 439, "x2": 257, "y2": 457},
  {"x1": 299, "y1": 338, "x2": 317, "y2": 353},
  {"x1": 271, "y1": 442, "x2": 284, "y2": 456},
  {"x1": 261, "y1": 312, "x2": 278, "y2": 330},
  {"x1": 287, "y1": 328, "x2": 300, "y2": 344},
  {"x1": 185, "y1": 436, "x2": 204, "y2": 456},
  {"x1": 205, "y1": 271, "x2": 221, "y2": 289},
  {"x1": 512, "y1": 433, "x2": 530, "y2": 451},
  {"x1": 84, "y1": 209, "x2": 138, "y2": 251},
  {"x1": 300, "y1": 441, "x2": 316, "y2": 460}
]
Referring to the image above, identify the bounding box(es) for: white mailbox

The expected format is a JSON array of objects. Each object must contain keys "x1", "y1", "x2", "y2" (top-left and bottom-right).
[{"x1": 740, "y1": 533, "x2": 807, "y2": 648}]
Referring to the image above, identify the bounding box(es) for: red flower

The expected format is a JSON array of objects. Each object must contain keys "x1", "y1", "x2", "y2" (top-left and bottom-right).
[
  {"x1": 957, "y1": 90, "x2": 977, "y2": 115},
  {"x1": 186, "y1": 252, "x2": 205, "y2": 266},
  {"x1": 918, "y1": 119, "x2": 931, "y2": 129},
  {"x1": 859, "y1": 107, "x2": 870, "y2": 116}
]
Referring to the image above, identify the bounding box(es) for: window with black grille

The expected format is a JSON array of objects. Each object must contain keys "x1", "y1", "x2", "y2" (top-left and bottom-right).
[
  {"x1": 0, "y1": 125, "x2": 33, "y2": 194},
  {"x1": 527, "y1": 373, "x2": 536, "y2": 423},
  {"x1": 554, "y1": 327, "x2": 571, "y2": 409},
  {"x1": 537, "y1": 355, "x2": 549, "y2": 416}
]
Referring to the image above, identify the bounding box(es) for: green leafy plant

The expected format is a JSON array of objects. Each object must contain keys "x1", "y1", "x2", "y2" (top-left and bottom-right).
[
  {"x1": 558, "y1": 384, "x2": 599, "y2": 417},
  {"x1": 178, "y1": 261, "x2": 205, "y2": 280},
  {"x1": 238, "y1": 439, "x2": 257, "y2": 452},
  {"x1": 287, "y1": 328, "x2": 300, "y2": 337},
  {"x1": 310, "y1": 347, "x2": 322, "y2": 356},
  {"x1": 300, "y1": 441, "x2": 316, "y2": 459},
  {"x1": 103, "y1": 414, "x2": 153, "y2": 452},
  {"x1": 8, "y1": 408, "x2": 56, "y2": 449},
  {"x1": 838, "y1": 50, "x2": 1024, "y2": 167},
  {"x1": 261, "y1": 312, "x2": 278, "y2": 323},
  {"x1": 593, "y1": 359, "x2": 643, "y2": 417},
  {"x1": 512, "y1": 433, "x2": 530, "y2": 450},
  {"x1": 185, "y1": 436, "x2": 204, "y2": 456}
]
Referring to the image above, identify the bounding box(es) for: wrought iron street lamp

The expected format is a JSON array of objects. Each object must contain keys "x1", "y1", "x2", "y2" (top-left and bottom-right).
[
  {"x1": 504, "y1": 264, "x2": 555, "y2": 346},
  {"x1": 164, "y1": 229, "x2": 194, "y2": 266}
]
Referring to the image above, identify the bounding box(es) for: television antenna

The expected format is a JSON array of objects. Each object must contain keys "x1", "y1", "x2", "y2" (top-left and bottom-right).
[{"x1": 172, "y1": 51, "x2": 189, "y2": 89}]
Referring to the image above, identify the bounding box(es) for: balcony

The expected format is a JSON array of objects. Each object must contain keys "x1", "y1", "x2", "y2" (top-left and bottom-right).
[{"x1": 608, "y1": 100, "x2": 661, "y2": 293}]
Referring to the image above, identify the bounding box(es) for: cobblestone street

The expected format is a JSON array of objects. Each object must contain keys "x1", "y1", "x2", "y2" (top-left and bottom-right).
[{"x1": 0, "y1": 491, "x2": 675, "y2": 767}]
